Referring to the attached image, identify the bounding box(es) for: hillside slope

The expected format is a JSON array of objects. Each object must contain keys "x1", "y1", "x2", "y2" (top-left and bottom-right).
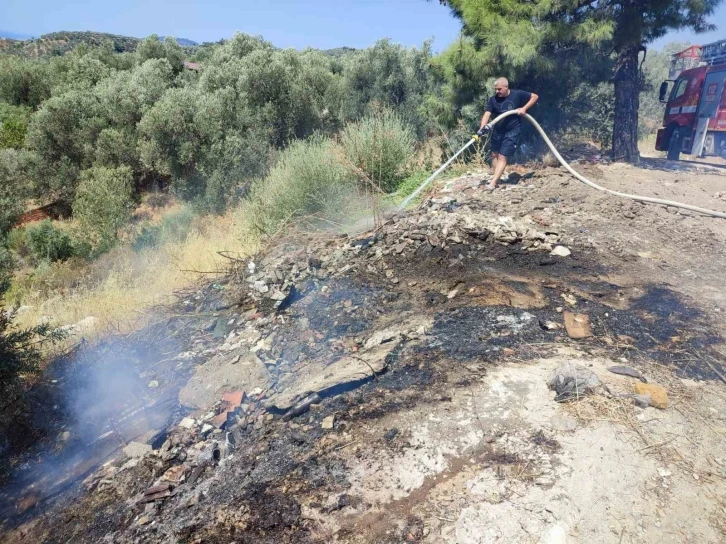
[
  {"x1": 0, "y1": 31, "x2": 197, "y2": 57},
  {"x1": 3, "y1": 158, "x2": 726, "y2": 543}
]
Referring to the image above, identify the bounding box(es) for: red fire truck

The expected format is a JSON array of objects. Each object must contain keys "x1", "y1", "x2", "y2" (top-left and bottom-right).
[{"x1": 655, "y1": 39, "x2": 726, "y2": 160}]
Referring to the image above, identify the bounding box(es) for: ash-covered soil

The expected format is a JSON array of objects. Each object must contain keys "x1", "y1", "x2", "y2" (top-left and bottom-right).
[{"x1": 3, "y1": 157, "x2": 726, "y2": 543}]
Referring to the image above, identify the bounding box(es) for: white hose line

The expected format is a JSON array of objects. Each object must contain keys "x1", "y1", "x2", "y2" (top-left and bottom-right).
[
  {"x1": 399, "y1": 110, "x2": 726, "y2": 219},
  {"x1": 398, "y1": 137, "x2": 477, "y2": 211}
]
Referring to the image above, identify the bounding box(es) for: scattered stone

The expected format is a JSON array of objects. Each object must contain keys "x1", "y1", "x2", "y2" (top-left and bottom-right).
[
  {"x1": 322, "y1": 416, "x2": 335, "y2": 430},
  {"x1": 549, "y1": 414, "x2": 578, "y2": 431},
  {"x1": 634, "y1": 383, "x2": 669, "y2": 409},
  {"x1": 161, "y1": 465, "x2": 186, "y2": 483},
  {"x1": 282, "y1": 393, "x2": 321, "y2": 421},
  {"x1": 608, "y1": 365, "x2": 647, "y2": 382},
  {"x1": 548, "y1": 361, "x2": 600, "y2": 402},
  {"x1": 632, "y1": 394, "x2": 652, "y2": 408},
  {"x1": 269, "y1": 289, "x2": 288, "y2": 301},
  {"x1": 136, "y1": 515, "x2": 153, "y2": 526},
  {"x1": 384, "y1": 428, "x2": 399, "y2": 441},
  {"x1": 140, "y1": 484, "x2": 173, "y2": 503},
  {"x1": 147, "y1": 380, "x2": 159, "y2": 389},
  {"x1": 238, "y1": 328, "x2": 262, "y2": 345},
  {"x1": 447, "y1": 289, "x2": 459, "y2": 299},
  {"x1": 123, "y1": 442, "x2": 152, "y2": 459},
  {"x1": 210, "y1": 412, "x2": 229, "y2": 428},
  {"x1": 561, "y1": 293, "x2": 577, "y2": 306},
  {"x1": 201, "y1": 423, "x2": 214, "y2": 436},
  {"x1": 179, "y1": 417, "x2": 196, "y2": 429},
  {"x1": 550, "y1": 245, "x2": 571, "y2": 257},
  {"x1": 562, "y1": 311, "x2": 592, "y2": 339},
  {"x1": 539, "y1": 523, "x2": 567, "y2": 544},
  {"x1": 539, "y1": 320, "x2": 562, "y2": 331},
  {"x1": 364, "y1": 328, "x2": 401, "y2": 349}
]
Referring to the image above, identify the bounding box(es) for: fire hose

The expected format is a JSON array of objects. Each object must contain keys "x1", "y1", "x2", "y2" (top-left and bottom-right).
[{"x1": 398, "y1": 110, "x2": 726, "y2": 219}]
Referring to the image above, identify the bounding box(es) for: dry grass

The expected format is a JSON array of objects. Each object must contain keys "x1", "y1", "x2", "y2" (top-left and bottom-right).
[{"x1": 10, "y1": 208, "x2": 260, "y2": 344}]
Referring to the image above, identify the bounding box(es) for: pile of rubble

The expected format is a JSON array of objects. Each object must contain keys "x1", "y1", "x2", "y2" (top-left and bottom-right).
[{"x1": 242, "y1": 203, "x2": 567, "y2": 312}]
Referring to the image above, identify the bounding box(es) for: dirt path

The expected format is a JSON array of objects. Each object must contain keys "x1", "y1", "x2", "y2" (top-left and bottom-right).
[{"x1": 3, "y1": 158, "x2": 726, "y2": 543}]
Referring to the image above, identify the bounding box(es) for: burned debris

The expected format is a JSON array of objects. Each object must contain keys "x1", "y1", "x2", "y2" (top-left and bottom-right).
[{"x1": 3, "y1": 174, "x2": 726, "y2": 543}]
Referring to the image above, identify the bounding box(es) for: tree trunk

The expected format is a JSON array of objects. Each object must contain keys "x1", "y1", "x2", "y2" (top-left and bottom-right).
[{"x1": 612, "y1": 45, "x2": 641, "y2": 164}]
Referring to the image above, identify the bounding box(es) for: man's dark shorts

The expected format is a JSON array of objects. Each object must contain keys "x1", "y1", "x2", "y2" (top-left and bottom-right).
[{"x1": 491, "y1": 128, "x2": 521, "y2": 158}]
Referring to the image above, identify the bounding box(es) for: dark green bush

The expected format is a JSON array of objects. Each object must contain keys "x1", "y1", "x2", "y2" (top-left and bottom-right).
[{"x1": 25, "y1": 220, "x2": 75, "y2": 262}]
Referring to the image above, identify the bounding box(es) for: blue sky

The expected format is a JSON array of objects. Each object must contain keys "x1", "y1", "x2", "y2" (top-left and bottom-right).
[
  {"x1": 2, "y1": 1, "x2": 725, "y2": 53},
  {"x1": 1, "y1": 0, "x2": 462, "y2": 52}
]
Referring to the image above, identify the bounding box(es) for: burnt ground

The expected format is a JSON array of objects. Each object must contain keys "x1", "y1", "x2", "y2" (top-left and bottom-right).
[{"x1": 3, "y1": 158, "x2": 726, "y2": 543}]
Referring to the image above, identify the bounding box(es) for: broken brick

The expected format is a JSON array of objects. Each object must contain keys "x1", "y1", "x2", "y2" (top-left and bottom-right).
[{"x1": 634, "y1": 382, "x2": 668, "y2": 409}]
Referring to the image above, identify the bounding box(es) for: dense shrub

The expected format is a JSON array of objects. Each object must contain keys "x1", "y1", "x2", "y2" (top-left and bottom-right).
[
  {"x1": 25, "y1": 220, "x2": 75, "y2": 262},
  {"x1": 341, "y1": 108, "x2": 415, "y2": 192},
  {"x1": 247, "y1": 135, "x2": 355, "y2": 234}
]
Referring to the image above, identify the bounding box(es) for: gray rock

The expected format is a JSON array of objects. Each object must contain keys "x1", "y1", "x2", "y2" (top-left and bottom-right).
[
  {"x1": 633, "y1": 394, "x2": 652, "y2": 408},
  {"x1": 608, "y1": 365, "x2": 647, "y2": 382},
  {"x1": 179, "y1": 417, "x2": 196, "y2": 429},
  {"x1": 548, "y1": 362, "x2": 600, "y2": 402},
  {"x1": 123, "y1": 441, "x2": 152, "y2": 459},
  {"x1": 201, "y1": 424, "x2": 214, "y2": 436},
  {"x1": 550, "y1": 414, "x2": 578, "y2": 431},
  {"x1": 550, "y1": 245, "x2": 571, "y2": 257}
]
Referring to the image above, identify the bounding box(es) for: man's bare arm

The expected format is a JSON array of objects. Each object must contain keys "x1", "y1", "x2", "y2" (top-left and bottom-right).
[
  {"x1": 480, "y1": 111, "x2": 492, "y2": 129},
  {"x1": 517, "y1": 93, "x2": 539, "y2": 115}
]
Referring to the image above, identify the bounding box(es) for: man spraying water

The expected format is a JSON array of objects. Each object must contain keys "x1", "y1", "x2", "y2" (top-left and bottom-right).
[{"x1": 477, "y1": 78, "x2": 539, "y2": 190}]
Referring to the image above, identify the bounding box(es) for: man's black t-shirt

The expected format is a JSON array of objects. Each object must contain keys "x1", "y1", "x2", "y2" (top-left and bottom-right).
[{"x1": 485, "y1": 89, "x2": 532, "y2": 133}]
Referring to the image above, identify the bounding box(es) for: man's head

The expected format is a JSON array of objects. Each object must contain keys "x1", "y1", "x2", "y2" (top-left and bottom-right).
[{"x1": 494, "y1": 77, "x2": 509, "y2": 97}]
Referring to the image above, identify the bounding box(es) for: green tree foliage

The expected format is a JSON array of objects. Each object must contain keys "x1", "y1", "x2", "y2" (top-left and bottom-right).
[
  {"x1": 0, "y1": 150, "x2": 26, "y2": 233},
  {"x1": 0, "y1": 149, "x2": 27, "y2": 295},
  {"x1": 3, "y1": 31, "x2": 442, "y2": 214},
  {"x1": 137, "y1": 35, "x2": 185, "y2": 72},
  {"x1": 72, "y1": 166, "x2": 134, "y2": 251},
  {"x1": 442, "y1": 0, "x2": 723, "y2": 162},
  {"x1": 24, "y1": 90, "x2": 100, "y2": 199},
  {"x1": 430, "y1": 34, "x2": 613, "y2": 153},
  {"x1": 0, "y1": 56, "x2": 52, "y2": 108},
  {"x1": 340, "y1": 39, "x2": 436, "y2": 137},
  {"x1": 0, "y1": 103, "x2": 32, "y2": 149},
  {"x1": 341, "y1": 108, "x2": 415, "y2": 192}
]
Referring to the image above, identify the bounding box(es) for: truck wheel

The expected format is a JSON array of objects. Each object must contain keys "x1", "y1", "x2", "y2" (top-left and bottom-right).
[{"x1": 667, "y1": 128, "x2": 682, "y2": 161}]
